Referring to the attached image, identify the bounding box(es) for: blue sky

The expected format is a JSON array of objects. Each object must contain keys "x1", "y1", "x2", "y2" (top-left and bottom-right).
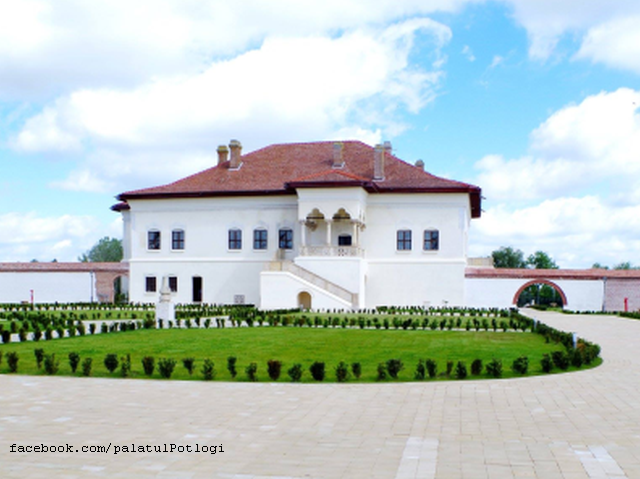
[{"x1": 1, "y1": 0, "x2": 639, "y2": 268}]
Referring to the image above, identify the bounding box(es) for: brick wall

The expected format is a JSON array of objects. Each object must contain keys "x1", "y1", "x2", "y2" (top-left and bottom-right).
[{"x1": 604, "y1": 278, "x2": 640, "y2": 312}]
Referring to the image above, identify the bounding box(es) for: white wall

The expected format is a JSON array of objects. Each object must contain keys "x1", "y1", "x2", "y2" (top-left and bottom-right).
[
  {"x1": 125, "y1": 190, "x2": 474, "y2": 308},
  {"x1": 260, "y1": 271, "x2": 352, "y2": 310},
  {"x1": 367, "y1": 261, "x2": 466, "y2": 308},
  {"x1": 127, "y1": 196, "x2": 298, "y2": 303},
  {"x1": 464, "y1": 277, "x2": 605, "y2": 311},
  {"x1": 0, "y1": 272, "x2": 95, "y2": 303}
]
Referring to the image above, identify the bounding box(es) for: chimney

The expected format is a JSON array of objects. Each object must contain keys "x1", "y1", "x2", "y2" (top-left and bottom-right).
[
  {"x1": 415, "y1": 159, "x2": 424, "y2": 171},
  {"x1": 229, "y1": 139, "x2": 242, "y2": 170},
  {"x1": 217, "y1": 145, "x2": 229, "y2": 166},
  {"x1": 332, "y1": 142, "x2": 344, "y2": 168},
  {"x1": 374, "y1": 144, "x2": 385, "y2": 181},
  {"x1": 383, "y1": 140, "x2": 392, "y2": 154}
]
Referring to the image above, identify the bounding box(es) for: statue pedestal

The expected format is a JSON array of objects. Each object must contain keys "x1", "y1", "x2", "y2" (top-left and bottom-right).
[{"x1": 155, "y1": 277, "x2": 175, "y2": 326}]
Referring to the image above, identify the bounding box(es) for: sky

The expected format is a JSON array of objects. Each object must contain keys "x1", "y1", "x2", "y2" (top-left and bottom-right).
[{"x1": 1, "y1": 0, "x2": 639, "y2": 268}]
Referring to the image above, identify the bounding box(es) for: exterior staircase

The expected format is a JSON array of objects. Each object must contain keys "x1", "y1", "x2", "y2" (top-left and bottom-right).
[{"x1": 267, "y1": 260, "x2": 358, "y2": 308}]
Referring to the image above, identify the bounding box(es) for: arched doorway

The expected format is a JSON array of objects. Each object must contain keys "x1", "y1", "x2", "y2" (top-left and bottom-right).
[
  {"x1": 513, "y1": 279, "x2": 567, "y2": 308},
  {"x1": 298, "y1": 291, "x2": 312, "y2": 310}
]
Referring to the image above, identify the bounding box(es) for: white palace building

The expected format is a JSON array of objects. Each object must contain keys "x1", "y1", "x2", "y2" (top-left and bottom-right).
[{"x1": 113, "y1": 140, "x2": 482, "y2": 310}]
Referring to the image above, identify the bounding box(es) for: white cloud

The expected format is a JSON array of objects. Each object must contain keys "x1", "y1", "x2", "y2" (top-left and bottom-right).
[
  {"x1": 0, "y1": 212, "x2": 109, "y2": 262},
  {"x1": 503, "y1": 0, "x2": 640, "y2": 73},
  {"x1": 462, "y1": 45, "x2": 475, "y2": 62},
  {"x1": 13, "y1": 19, "x2": 451, "y2": 192},
  {"x1": 471, "y1": 88, "x2": 640, "y2": 268},
  {"x1": 0, "y1": 0, "x2": 470, "y2": 100},
  {"x1": 575, "y1": 15, "x2": 640, "y2": 75},
  {"x1": 470, "y1": 196, "x2": 640, "y2": 268},
  {"x1": 475, "y1": 88, "x2": 640, "y2": 202},
  {"x1": 489, "y1": 55, "x2": 503, "y2": 68}
]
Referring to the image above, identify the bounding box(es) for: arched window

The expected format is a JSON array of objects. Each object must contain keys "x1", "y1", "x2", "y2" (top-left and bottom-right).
[
  {"x1": 172, "y1": 229, "x2": 185, "y2": 250},
  {"x1": 423, "y1": 230, "x2": 439, "y2": 251},
  {"x1": 279, "y1": 228, "x2": 293, "y2": 249},
  {"x1": 397, "y1": 230, "x2": 412, "y2": 250},
  {"x1": 147, "y1": 230, "x2": 161, "y2": 250},
  {"x1": 228, "y1": 229, "x2": 242, "y2": 250},
  {"x1": 253, "y1": 229, "x2": 268, "y2": 250}
]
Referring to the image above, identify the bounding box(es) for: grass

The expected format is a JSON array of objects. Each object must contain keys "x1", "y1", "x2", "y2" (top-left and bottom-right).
[{"x1": 0, "y1": 327, "x2": 599, "y2": 382}]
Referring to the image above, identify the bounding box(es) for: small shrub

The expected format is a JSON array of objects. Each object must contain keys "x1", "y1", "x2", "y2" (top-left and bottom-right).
[
  {"x1": 267, "y1": 360, "x2": 282, "y2": 381},
  {"x1": 104, "y1": 354, "x2": 119, "y2": 373},
  {"x1": 7, "y1": 352, "x2": 18, "y2": 372},
  {"x1": 182, "y1": 357, "x2": 196, "y2": 375},
  {"x1": 101, "y1": 323, "x2": 108, "y2": 334},
  {"x1": 386, "y1": 358, "x2": 404, "y2": 379},
  {"x1": 376, "y1": 362, "x2": 387, "y2": 380},
  {"x1": 541, "y1": 354, "x2": 553, "y2": 373},
  {"x1": 485, "y1": 358, "x2": 503, "y2": 378},
  {"x1": 202, "y1": 359, "x2": 215, "y2": 380},
  {"x1": 1, "y1": 330, "x2": 11, "y2": 344},
  {"x1": 445, "y1": 360, "x2": 454, "y2": 377},
  {"x1": 121, "y1": 354, "x2": 131, "y2": 377},
  {"x1": 415, "y1": 360, "x2": 426, "y2": 380},
  {"x1": 455, "y1": 361, "x2": 468, "y2": 380},
  {"x1": 141, "y1": 356, "x2": 155, "y2": 376},
  {"x1": 287, "y1": 363, "x2": 303, "y2": 382},
  {"x1": 425, "y1": 359, "x2": 437, "y2": 378},
  {"x1": 158, "y1": 358, "x2": 177, "y2": 378},
  {"x1": 68, "y1": 352, "x2": 81, "y2": 373},
  {"x1": 81, "y1": 357, "x2": 93, "y2": 377},
  {"x1": 470, "y1": 359, "x2": 483, "y2": 376},
  {"x1": 351, "y1": 362, "x2": 362, "y2": 379},
  {"x1": 335, "y1": 361, "x2": 349, "y2": 382},
  {"x1": 512, "y1": 356, "x2": 529, "y2": 375},
  {"x1": 309, "y1": 361, "x2": 325, "y2": 381},
  {"x1": 34, "y1": 348, "x2": 45, "y2": 369},
  {"x1": 246, "y1": 362, "x2": 258, "y2": 381},
  {"x1": 571, "y1": 349, "x2": 583, "y2": 368},
  {"x1": 551, "y1": 350, "x2": 570, "y2": 370},
  {"x1": 89, "y1": 323, "x2": 96, "y2": 335},
  {"x1": 43, "y1": 353, "x2": 59, "y2": 375},
  {"x1": 227, "y1": 356, "x2": 237, "y2": 378}
]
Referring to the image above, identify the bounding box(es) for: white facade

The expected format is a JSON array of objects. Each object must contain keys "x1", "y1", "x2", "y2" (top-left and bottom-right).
[
  {"x1": 0, "y1": 272, "x2": 96, "y2": 304},
  {"x1": 123, "y1": 189, "x2": 472, "y2": 310},
  {"x1": 464, "y1": 277, "x2": 605, "y2": 311}
]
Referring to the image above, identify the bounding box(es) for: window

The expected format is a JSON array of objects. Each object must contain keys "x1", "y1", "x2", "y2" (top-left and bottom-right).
[
  {"x1": 172, "y1": 229, "x2": 185, "y2": 250},
  {"x1": 145, "y1": 276, "x2": 157, "y2": 292},
  {"x1": 148, "y1": 230, "x2": 161, "y2": 250},
  {"x1": 228, "y1": 229, "x2": 242, "y2": 250},
  {"x1": 168, "y1": 277, "x2": 178, "y2": 293},
  {"x1": 338, "y1": 234, "x2": 352, "y2": 246},
  {"x1": 423, "y1": 230, "x2": 439, "y2": 251},
  {"x1": 397, "y1": 230, "x2": 412, "y2": 250},
  {"x1": 253, "y1": 229, "x2": 268, "y2": 250},
  {"x1": 279, "y1": 228, "x2": 293, "y2": 249}
]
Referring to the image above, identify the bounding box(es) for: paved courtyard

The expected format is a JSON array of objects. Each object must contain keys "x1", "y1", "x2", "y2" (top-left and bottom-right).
[{"x1": 1, "y1": 310, "x2": 639, "y2": 478}]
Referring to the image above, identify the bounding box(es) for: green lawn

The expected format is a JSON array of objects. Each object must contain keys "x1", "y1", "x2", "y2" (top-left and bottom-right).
[{"x1": 0, "y1": 327, "x2": 599, "y2": 382}]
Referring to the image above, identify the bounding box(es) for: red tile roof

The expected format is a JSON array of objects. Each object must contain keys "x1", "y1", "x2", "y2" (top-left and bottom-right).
[
  {"x1": 117, "y1": 141, "x2": 482, "y2": 217},
  {"x1": 465, "y1": 267, "x2": 640, "y2": 280},
  {"x1": 0, "y1": 262, "x2": 129, "y2": 273}
]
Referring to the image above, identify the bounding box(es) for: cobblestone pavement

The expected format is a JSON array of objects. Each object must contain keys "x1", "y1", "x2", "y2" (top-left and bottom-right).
[{"x1": 1, "y1": 310, "x2": 639, "y2": 478}]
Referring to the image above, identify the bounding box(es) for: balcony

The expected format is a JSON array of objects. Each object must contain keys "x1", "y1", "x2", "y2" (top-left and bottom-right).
[{"x1": 300, "y1": 245, "x2": 364, "y2": 257}]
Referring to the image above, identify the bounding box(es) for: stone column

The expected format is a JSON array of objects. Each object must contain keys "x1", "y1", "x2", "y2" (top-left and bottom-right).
[
  {"x1": 300, "y1": 220, "x2": 307, "y2": 247},
  {"x1": 325, "y1": 220, "x2": 333, "y2": 246}
]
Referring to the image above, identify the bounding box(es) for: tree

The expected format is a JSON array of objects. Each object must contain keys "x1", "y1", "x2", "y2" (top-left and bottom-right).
[
  {"x1": 492, "y1": 246, "x2": 527, "y2": 268},
  {"x1": 591, "y1": 263, "x2": 609, "y2": 269},
  {"x1": 79, "y1": 237, "x2": 123, "y2": 263},
  {"x1": 526, "y1": 251, "x2": 558, "y2": 269},
  {"x1": 613, "y1": 262, "x2": 634, "y2": 270}
]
